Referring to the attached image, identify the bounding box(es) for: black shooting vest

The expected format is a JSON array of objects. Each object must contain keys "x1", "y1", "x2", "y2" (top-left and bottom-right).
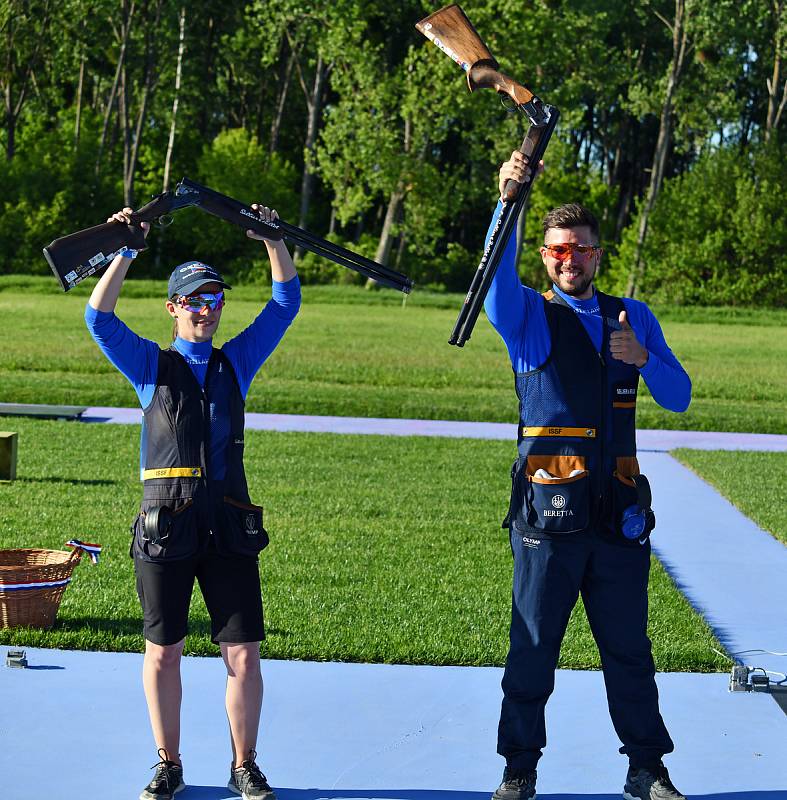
[
  {"x1": 507, "y1": 290, "x2": 645, "y2": 541},
  {"x1": 131, "y1": 348, "x2": 267, "y2": 562}
]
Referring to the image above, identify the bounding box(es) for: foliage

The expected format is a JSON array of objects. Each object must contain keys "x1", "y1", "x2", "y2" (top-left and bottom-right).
[
  {"x1": 0, "y1": 0, "x2": 784, "y2": 302},
  {"x1": 604, "y1": 140, "x2": 787, "y2": 305},
  {"x1": 161, "y1": 129, "x2": 299, "y2": 282}
]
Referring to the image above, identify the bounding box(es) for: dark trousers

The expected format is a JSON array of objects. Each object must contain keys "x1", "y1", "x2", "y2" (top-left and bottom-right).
[{"x1": 497, "y1": 528, "x2": 674, "y2": 772}]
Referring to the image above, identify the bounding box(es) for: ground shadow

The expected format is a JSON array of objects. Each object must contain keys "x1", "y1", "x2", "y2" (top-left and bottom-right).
[
  {"x1": 15, "y1": 476, "x2": 117, "y2": 486},
  {"x1": 61, "y1": 615, "x2": 213, "y2": 638},
  {"x1": 179, "y1": 788, "x2": 787, "y2": 800},
  {"x1": 650, "y1": 545, "x2": 738, "y2": 655}
]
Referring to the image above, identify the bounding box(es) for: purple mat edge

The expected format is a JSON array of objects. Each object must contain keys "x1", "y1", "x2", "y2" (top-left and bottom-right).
[{"x1": 78, "y1": 407, "x2": 787, "y2": 451}]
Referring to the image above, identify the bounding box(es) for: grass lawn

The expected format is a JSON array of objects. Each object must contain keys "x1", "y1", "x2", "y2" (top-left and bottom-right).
[
  {"x1": 1, "y1": 277, "x2": 785, "y2": 434},
  {"x1": 673, "y1": 449, "x2": 787, "y2": 546},
  {"x1": 0, "y1": 418, "x2": 727, "y2": 671}
]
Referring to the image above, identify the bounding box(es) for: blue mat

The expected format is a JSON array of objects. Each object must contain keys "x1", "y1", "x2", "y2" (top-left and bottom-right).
[{"x1": 1, "y1": 648, "x2": 785, "y2": 799}]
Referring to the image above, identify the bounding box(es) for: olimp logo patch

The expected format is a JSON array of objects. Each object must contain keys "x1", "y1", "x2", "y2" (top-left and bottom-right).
[
  {"x1": 544, "y1": 494, "x2": 573, "y2": 517},
  {"x1": 245, "y1": 513, "x2": 259, "y2": 537}
]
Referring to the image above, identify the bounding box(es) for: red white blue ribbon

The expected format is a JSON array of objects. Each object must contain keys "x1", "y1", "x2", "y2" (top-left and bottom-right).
[
  {"x1": 66, "y1": 540, "x2": 102, "y2": 565},
  {"x1": 0, "y1": 578, "x2": 71, "y2": 591}
]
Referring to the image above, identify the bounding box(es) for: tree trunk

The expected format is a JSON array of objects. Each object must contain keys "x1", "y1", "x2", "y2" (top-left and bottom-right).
[
  {"x1": 394, "y1": 231, "x2": 407, "y2": 270},
  {"x1": 765, "y1": 0, "x2": 786, "y2": 141},
  {"x1": 163, "y1": 5, "x2": 186, "y2": 193},
  {"x1": 74, "y1": 52, "x2": 85, "y2": 148},
  {"x1": 96, "y1": 0, "x2": 135, "y2": 178},
  {"x1": 157, "y1": 4, "x2": 186, "y2": 271},
  {"x1": 373, "y1": 190, "x2": 403, "y2": 264},
  {"x1": 294, "y1": 54, "x2": 326, "y2": 260},
  {"x1": 124, "y1": 0, "x2": 162, "y2": 207},
  {"x1": 120, "y1": 62, "x2": 131, "y2": 204},
  {"x1": 2, "y1": 0, "x2": 52, "y2": 160},
  {"x1": 367, "y1": 117, "x2": 411, "y2": 287},
  {"x1": 3, "y1": 17, "x2": 17, "y2": 161},
  {"x1": 625, "y1": 0, "x2": 689, "y2": 298},
  {"x1": 270, "y1": 44, "x2": 296, "y2": 155}
]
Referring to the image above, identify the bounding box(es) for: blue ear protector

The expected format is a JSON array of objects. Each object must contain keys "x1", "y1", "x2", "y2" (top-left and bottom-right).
[
  {"x1": 621, "y1": 474, "x2": 655, "y2": 544},
  {"x1": 621, "y1": 504, "x2": 649, "y2": 540}
]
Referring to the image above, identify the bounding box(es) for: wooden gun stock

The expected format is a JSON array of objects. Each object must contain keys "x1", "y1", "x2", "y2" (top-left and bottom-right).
[
  {"x1": 415, "y1": 4, "x2": 495, "y2": 71},
  {"x1": 416, "y1": 3, "x2": 559, "y2": 346},
  {"x1": 43, "y1": 191, "x2": 197, "y2": 292},
  {"x1": 416, "y1": 4, "x2": 538, "y2": 114}
]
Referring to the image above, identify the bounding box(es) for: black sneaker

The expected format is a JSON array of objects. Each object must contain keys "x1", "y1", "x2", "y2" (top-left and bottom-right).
[
  {"x1": 139, "y1": 749, "x2": 185, "y2": 800},
  {"x1": 228, "y1": 749, "x2": 276, "y2": 800},
  {"x1": 624, "y1": 761, "x2": 686, "y2": 800},
  {"x1": 492, "y1": 767, "x2": 537, "y2": 800}
]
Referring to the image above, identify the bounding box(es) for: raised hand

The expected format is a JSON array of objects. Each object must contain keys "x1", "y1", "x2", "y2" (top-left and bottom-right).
[
  {"x1": 106, "y1": 206, "x2": 150, "y2": 238},
  {"x1": 609, "y1": 310, "x2": 648, "y2": 368},
  {"x1": 245, "y1": 204, "x2": 280, "y2": 243},
  {"x1": 498, "y1": 151, "x2": 545, "y2": 200}
]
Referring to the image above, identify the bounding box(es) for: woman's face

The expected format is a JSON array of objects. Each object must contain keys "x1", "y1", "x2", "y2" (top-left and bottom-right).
[{"x1": 166, "y1": 281, "x2": 224, "y2": 343}]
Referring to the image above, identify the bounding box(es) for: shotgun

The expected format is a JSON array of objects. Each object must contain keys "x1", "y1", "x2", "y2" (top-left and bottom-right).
[
  {"x1": 416, "y1": 4, "x2": 559, "y2": 345},
  {"x1": 43, "y1": 178, "x2": 414, "y2": 294}
]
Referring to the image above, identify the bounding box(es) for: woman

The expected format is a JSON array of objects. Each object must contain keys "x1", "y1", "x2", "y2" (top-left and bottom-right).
[{"x1": 85, "y1": 204, "x2": 300, "y2": 800}]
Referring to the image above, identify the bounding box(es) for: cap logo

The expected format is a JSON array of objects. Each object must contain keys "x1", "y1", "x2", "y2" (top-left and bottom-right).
[{"x1": 178, "y1": 263, "x2": 212, "y2": 277}]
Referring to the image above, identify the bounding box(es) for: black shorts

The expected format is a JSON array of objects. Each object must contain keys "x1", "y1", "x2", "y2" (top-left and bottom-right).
[{"x1": 134, "y1": 545, "x2": 265, "y2": 646}]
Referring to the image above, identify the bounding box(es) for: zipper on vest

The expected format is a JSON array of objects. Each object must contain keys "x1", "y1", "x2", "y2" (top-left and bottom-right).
[
  {"x1": 201, "y1": 385, "x2": 213, "y2": 538},
  {"x1": 598, "y1": 349, "x2": 606, "y2": 514}
]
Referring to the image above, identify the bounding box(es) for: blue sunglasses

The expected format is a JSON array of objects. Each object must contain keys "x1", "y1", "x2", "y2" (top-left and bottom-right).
[{"x1": 176, "y1": 291, "x2": 225, "y2": 313}]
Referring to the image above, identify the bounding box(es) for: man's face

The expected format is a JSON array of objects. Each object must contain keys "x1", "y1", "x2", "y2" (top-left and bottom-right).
[
  {"x1": 540, "y1": 225, "x2": 602, "y2": 300},
  {"x1": 166, "y1": 281, "x2": 224, "y2": 343}
]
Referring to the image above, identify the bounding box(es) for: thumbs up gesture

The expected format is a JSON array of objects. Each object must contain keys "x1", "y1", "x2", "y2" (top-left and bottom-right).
[{"x1": 609, "y1": 310, "x2": 649, "y2": 368}]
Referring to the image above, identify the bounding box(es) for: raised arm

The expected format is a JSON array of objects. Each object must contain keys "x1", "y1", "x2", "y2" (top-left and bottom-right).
[
  {"x1": 484, "y1": 153, "x2": 546, "y2": 365},
  {"x1": 617, "y1": 300, "x2": 692, "y2": 413},
  {"x1": 245, "y1": 204, "x2": 297, "y2": 284},
  {"x1": 224, "y1": 204, "x2": 301, "y2": 396}
]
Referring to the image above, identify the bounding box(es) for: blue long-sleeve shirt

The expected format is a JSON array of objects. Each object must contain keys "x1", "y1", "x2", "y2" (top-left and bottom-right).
[
  {"x1": 85, "y1": 276, "x2": 301, "y2": 477},
  {"x1": 483, "y1": 202, "x2": 691, "y2": 413}
]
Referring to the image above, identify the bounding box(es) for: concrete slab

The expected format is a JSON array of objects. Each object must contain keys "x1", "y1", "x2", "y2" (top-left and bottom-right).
[{"x1": 0, "y1": 401, "x2": 87, "y2": 420}]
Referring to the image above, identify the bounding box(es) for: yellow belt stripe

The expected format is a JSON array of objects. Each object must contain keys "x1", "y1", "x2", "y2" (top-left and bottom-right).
[
  {"x1": 142, "y1": 467, "x2": 202, "y2": 480},
  {"x1": 520, "y1": 426, "x2": 596, "y2": 438},
  {"x1": 613, "y1": 401, "x2": 636, "y2": 408}
]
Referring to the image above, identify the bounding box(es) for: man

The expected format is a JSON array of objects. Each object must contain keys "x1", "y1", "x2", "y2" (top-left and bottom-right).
[
  {"x1": 485, "y1": 152, "x2": 691, "y2": 800},
  {"x1": 84, "y1": 204, "x2": 299, "y2": 800}
]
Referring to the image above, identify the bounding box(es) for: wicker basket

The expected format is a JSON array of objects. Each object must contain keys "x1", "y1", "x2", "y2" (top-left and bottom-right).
[{"x1": 0, "y1": 545, "x2": 86, "y2": 629}]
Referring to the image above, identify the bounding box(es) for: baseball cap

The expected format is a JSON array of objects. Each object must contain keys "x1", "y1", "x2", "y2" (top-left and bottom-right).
[{"x1": 168, "y1": 261, "x2": 232, "y2": 298}]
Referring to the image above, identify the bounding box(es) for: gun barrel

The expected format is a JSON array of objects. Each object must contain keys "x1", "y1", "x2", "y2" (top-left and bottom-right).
[
  {"x1": 449, "y1": 106, "x2": 559, "y2": 347},
  {"x1": 177, "y1": 178, "x2": 413, "y2": 294}
]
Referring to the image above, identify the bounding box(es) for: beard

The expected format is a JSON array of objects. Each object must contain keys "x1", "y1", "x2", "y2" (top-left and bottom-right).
[{"x1": 554, "y1": 263, "x2": 597, "y2": 298}]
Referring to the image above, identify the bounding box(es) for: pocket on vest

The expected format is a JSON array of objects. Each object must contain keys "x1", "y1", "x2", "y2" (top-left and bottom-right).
[
  {"x1": 215, "y1": 497, "x2": 269, "y2": 558},
  {"x1": 132, "y1": 498, "x2": 198, "y2": 561},
  {"x1": 609, "y1": 457, "x2": 655, "y2": 544},
  {"x1": 515, "y1": 455, "x2": 590, "y2": 533}
]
